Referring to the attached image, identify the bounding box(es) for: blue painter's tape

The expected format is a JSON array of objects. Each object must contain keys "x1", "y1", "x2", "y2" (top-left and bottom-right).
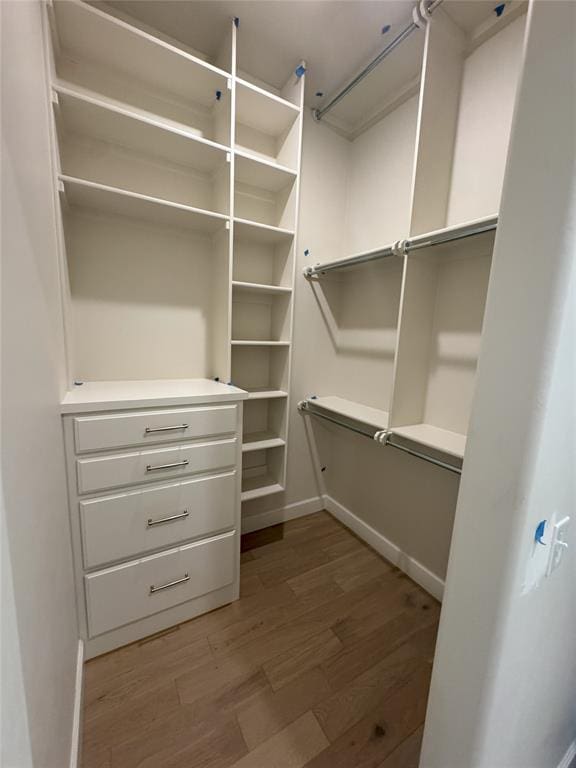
[
  {"x1": 535, "y1": 520, "x2": 547, "y2": 545},
  {"x1": 304, "y1": 249, "x2": 310, "y2": 256},
  {"x1": 382, "y1": 24, "x2": 391, "y2": 34},
  {"x1": 234, "y1": 17, "x2": 239, "y2": 27},
  {"x1": 295, "y1": 64, "x2": 306, "y2": 78},
  {"x1": 216, "y1": 90, "x2": 222, "y2": 101},
  {"x1": 494, "y1": 3, "x2": 506, "y2": 17}
]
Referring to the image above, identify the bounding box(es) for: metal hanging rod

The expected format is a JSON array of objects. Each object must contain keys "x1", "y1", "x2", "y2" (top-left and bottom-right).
[
  {"x1": 303, "y1": 215, "x2": 498, "y2": 277},
  {"x1": 298, "y1": 400, "x2": 462, "y2": 474},
  {"x1": 312, "y1": 0, "x2": 444, "y2": 123},
  {"x1": 303, "y1": 243, "x2": 397, "y2": 276},
  {"x1": 298, "y1": 399, "x2": 378, "y2": 440}
]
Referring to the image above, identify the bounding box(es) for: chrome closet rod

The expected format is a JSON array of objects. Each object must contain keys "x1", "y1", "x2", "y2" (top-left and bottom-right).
[
  {"x1": 313, "y1": 0, "x2": 444, "y2": 122},
  {"x1": 405, "y1": 217, "x2": 498, "y2": 253},
  {"x1": 299, "y1": 401, "x2": 462, "y2": 474},
  {"x1": 382, "y1": 435, "x2": 462, "y2": 475},
  {"x1": 303, "y1": 245, "x2": 395, "y2": 276},
  {"x1": 303, "y1": 216, "x2": 498, "y2": 277}
]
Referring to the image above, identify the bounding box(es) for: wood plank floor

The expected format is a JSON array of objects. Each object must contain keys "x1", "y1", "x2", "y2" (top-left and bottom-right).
[{"x1": 81, "y1": 512, "x2": 440, "y2": 768}]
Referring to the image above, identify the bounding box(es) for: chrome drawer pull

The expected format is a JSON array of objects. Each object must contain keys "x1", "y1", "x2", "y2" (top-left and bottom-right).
[
  {"x1": 145, "y1": 424, "x2": 189, "y2": 434},
  {"x1": 146, "y1": 459, "x2": 189, "y2": 472},
  {"x1": 147, "y1": 510, "x2": 189, "y2": 527},
  {"x1": 149, "y1": 573, "x2": 190, "y2": 594}
]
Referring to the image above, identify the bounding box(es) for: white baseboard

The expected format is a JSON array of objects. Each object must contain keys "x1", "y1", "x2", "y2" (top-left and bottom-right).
[
  {"x1": 323, "y1": 494, "x2": 445, "y2": 601},
  {"x1": 558, "y1": 740, "x2": 576, "y2": 768},
  {"x1": 241, "y1": 496, "x2": 323, "y2": 534},
  {"x1": 69, "y1": 639, "x2": 84, "y2": 768}
]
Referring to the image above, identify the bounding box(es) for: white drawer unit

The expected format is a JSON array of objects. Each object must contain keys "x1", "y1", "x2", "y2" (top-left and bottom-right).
[
  {"x1": 61, "y1": 380, "x2": 247, "y2": 658},
  {"x1": 85, "y1": 531, "x2": 236, "y2": 637},
  {"x1": 73, "y1": 405, "x2": 238, "y2": 453},
  {"x1": 76, "y1": 438, "x2": 237, "y2": 494},
  {"x1": 80, "y1": 471, "x2": 236, "y2": 568}
]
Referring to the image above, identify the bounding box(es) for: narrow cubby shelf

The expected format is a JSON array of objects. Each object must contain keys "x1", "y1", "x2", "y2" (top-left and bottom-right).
[
  {"x1": 235, "y1": 77, "x2": 300, "y2": 170},
  {"x1": 232, "y1": 281, "x2": 292, "y2": 295},
  {"x1": 231, "y1": 340, "x2": 291, "y2": 347},
  {"x1": 241, "y1": 474, "x2": 285, "y2": 502},
  {"x1": 50, "y1": 0, "x2": 231, "y2": 143},
  {"x1": 244, "y1": 388, "x2": 289, "y2": 400},
  {"x1": 234, "y1": 218, "x2": 295, "y2": 243},
  {"x1": 235, "y1": 151, "x2": 297, "y2": 192},
  {"x1": 242, "y1": 432, "x2": 286, "y2": 452},
  {"x1": 58, "y1": 175, "x2": 229, "y2": 234},
  {"x1": 234, "y1": 153, "x2": 297, "y2": 230}
]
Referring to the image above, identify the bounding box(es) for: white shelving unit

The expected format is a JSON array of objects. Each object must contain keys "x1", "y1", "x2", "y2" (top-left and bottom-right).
[
  {"x1": 48, "y1": 0, "x2": 232, "y2": 142},
  {"x1": 300, "y1": 4, "x2": 525, "y2": 471},
  {"x1": 48, "y1": 0, "x2": 305, "y2": 509}
]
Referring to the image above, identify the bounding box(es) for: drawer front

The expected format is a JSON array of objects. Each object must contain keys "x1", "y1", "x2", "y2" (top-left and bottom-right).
[
  {"x1": 76, "y1": 439, "x2": 236, "y2": 494},
  {"x1": 85, "y1": 531, "x2": 236, "y2": 637},
  {"x1": 80, "y1": 471, "x2": 237, "y2": 568},
  {"x1": 73, "y1": 405, "x2": 237, "y2": 453}
]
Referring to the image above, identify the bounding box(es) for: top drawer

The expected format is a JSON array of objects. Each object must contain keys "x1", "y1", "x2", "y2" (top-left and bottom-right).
[{"x1": 73, "y1": 405, "x2": 238, "y2": 453}]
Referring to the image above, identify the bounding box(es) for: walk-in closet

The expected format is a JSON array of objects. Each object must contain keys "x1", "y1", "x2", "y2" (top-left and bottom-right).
[{"x1": 3, "y1": 1, "x2": 575, "y2": 767}]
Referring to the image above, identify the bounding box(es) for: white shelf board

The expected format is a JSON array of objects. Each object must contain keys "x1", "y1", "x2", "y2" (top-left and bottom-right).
[
  {"x1": 52, "y1": 0, "x2": 230, "y2": 108},
  {"x1": 232, "y1": 281, "x2": 292, "y2": 295},
  {"x1": 235, "y1": 151, "x2": 297, "y2": 192},
  {"x1": 231, "y1": 340, "x2": 291, "y2": 347},
  {"x1": 234, "y1": 218, "x2": 295, "y2": 245},
  {"x1": 242, "y1": 431, "x2": 286, "y2": 453},
  {"x1": 245, "y1": 388, "x2": 289, "y2": 400},
  {"x1": 59, "y1": 175, "x2": 229, "y2": 234},
  {"x1": 241, "y1": 473, "x2": 284, "y2": 502},
  {"x1": 391, "y1": 424, "x2": 467, "y2": 459},
  {"x1": 307, "y1": 396, "x2": 389, "y2": 431},
  {"x1": 61, "y1": 378, "x2": 248, "y2": 414},
  {"x1": 235, "y1": 77, "x2": 300, "y2": 136},
  {"x1": 54, "y1": 85, "x2": 229, "y2": 173}
]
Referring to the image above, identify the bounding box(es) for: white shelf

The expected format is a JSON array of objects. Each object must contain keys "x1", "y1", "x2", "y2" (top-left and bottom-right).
[
  {"x1": 61, "y1": 378, "x2": 248, "y2": 414},
  {"x1": 234, "y1": 218, "x2": 295, "y2": 244},
  {"x1": 54, "y1": 85, "x2": 229, "y2": 173},
  {"x1": 236, "y1": 77, "x2": 300, "y2": 136},
  {"x1": 307, "y1": 396, "x2": 389, "y2": 431},
  {"x1": 59, "y1": 175, "x2": 229, "y2": 234},
  {"x1": 231, "y1": 340, "x2": 290, "y2": 347},
  {"x1": 235, "y1": 151, "x2": 297, "y2": 193},
  {"x1": 232, "y1": 281, "x2": 292, "y2": 295},
  {"x1": 242, "y1": 431, "x2": 286, "y2": 453},
  {"x1": 52, "y1": 0, "x2": 230, "y2": 108},
  {"x1": 241, "y1": 473, "x2": 284, "y2": 502},
  {"x1": 245, "y1": 388, "x2": 289, "y2": 400},
  {"x1": 391, "y1": 424, "x2": 467, "y2": 459}
]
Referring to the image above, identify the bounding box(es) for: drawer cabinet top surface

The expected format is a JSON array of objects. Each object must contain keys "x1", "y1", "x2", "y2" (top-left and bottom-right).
[{"x1": 61, "y1": 378, "x2": 248, "y2": 414}]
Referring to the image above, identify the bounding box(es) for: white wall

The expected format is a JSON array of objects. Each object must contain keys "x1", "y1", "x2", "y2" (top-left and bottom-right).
[
  {"x1": 421, "y1": 2, "x2": 576, "y2": 765},
  {"x1": 1, "y1": 1, "x2": 79, "y2": 766},
  {"x1": 447, "y1": 14, "x2": 526, "y2": 226}
]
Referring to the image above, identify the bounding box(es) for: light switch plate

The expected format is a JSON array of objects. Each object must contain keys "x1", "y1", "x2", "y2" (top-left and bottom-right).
[{"x1": 546, "y1": 515, "x2": 570, "y2": 577}]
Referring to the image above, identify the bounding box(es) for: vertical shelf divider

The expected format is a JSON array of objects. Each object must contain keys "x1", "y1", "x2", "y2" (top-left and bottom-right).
[{"x1": 230, "y1": 58, "x2": 306, "y2": 502}]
